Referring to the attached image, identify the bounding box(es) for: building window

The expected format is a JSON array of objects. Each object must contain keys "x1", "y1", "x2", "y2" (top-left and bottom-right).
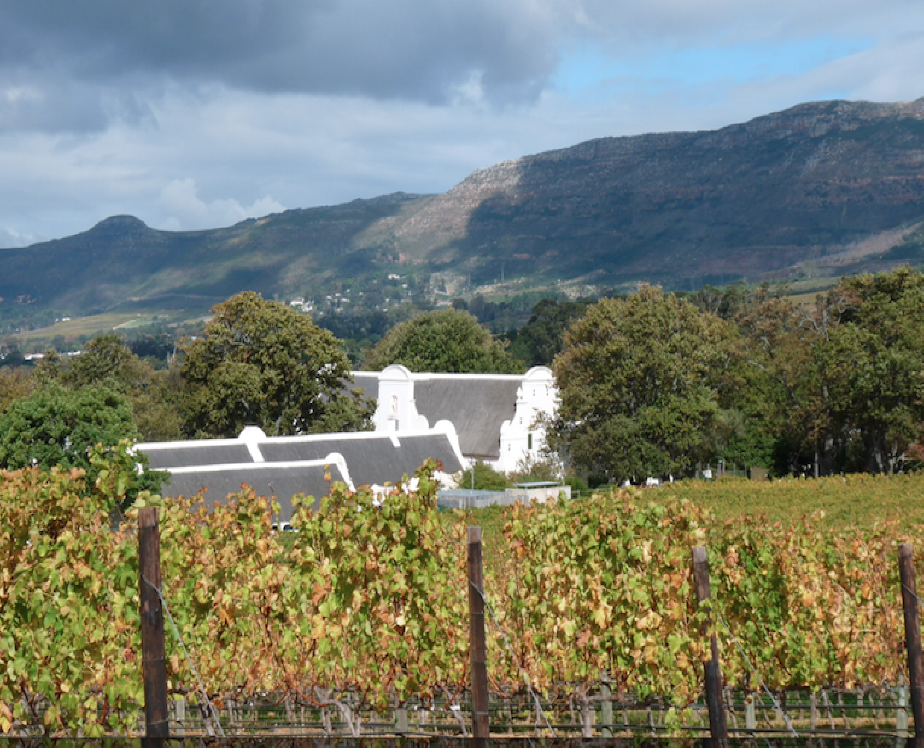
[{"x1": 528, "y1": 433, "x2": 533, "y2": 450}]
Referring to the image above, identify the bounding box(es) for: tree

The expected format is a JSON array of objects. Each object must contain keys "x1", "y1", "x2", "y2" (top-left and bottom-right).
[
  {"x1": 181, "y1": 291, "x2": 374, "y2": 438},
  {"x1": 34, "y1": 334, "x2": 184, "y2": 441},
  {"x1": 818, "y1": 268, "x2": 924, "y2": 473},
  {"x1": 733, "y1": 270, "x2": 924, "y2": 476},
  {"x1": 507, "y1": 298, "x2": 594, "y2": 366},
  {"x1": 508, "y1": 453, "x2": 563, "y2": 484},
  {"x1": 363, "y1": 308, "x2": 524, "y2": 373},
  {"x1": 42, "y1": 334, "x2": 141, "y2": 388},
  {"x1": 0, "y1": 367, "x2": 33, "y2": 415},
  {"x1": 457, "y1": 460, "x2": 510, "y2": 490},
  {"x1": 0, "y1": 384, "x2": 161, "y2": 503},
  {"x1": 679, "y1": 284, "x2": 747, "y2": 320},
  {"x1": 0, "y1": 339, "x2": 25, "y2": 369},
  {"x1": 733, "y1": 287, "x2": 840, "y2": 476},
  {"x1": 549, "y1": 285, "x2": 738, "y2": 482}
]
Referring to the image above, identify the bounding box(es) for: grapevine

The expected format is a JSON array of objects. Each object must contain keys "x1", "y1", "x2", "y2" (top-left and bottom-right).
[{"x1": 0, "y1": 454, "x2": 922, "y2": 736}]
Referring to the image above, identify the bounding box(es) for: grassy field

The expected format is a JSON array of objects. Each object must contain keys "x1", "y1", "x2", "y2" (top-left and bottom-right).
[
  {"x1": 12, "y1": 310, "x2": 207, "y2": 347},
  {"x1": 777, "y1": 276, "x2": 840, "y2": 305},
  {"x1": 654, "y1": 472, "x2": 924, "y2": 533},
  {"x1": 465, "y1": 472, "x2": 924, "y2": 573}
]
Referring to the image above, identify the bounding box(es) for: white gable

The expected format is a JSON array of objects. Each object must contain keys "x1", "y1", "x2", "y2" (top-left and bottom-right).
[{"x1": 353, "y1": 365, "x2": 558, "y2": 473}]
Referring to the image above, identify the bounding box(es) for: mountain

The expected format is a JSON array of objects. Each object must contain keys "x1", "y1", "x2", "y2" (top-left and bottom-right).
[
  {"x1": 0, "y1": 193, "x2": 430, "y2": 313},
  {"x1": 2, "y1": 98, "x2": 924, "y2": 316}
]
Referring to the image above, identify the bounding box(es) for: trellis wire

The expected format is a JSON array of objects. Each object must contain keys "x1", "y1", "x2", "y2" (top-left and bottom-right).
[
  {"x1": 717, "y1": 610, "x2": 797, "y2": 738},
  {"x1": 470, "y1": 579, "x2": 556, "y2": 737},
  {"x1": 142, "y1": 573, "x2": 226, "y2": 738}
]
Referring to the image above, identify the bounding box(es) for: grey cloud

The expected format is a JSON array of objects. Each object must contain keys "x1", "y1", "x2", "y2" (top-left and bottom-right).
[
  {"x1": 0, "y1": 1, "x2": 560, "y2": 105},
  {"x1": 571, "y1": 0, "x2": 922, "y2": 44},
  {"x1": 0, "y1": 73, "x2": 150, "y2": 133},
  {"x1": 3, "y1": 0, "x2": 919, "y2": 137}
]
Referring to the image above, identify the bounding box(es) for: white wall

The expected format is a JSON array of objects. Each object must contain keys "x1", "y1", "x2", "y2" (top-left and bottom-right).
[
  {"x1": 493, "y1": 366, "x2": 557, "y2": 473},
  {"x1": 370, "y1": 364, "x2": 428, "y2": 433},
  {"x1": 359, "y1": 365, "x2": 558, "y2": 475}
]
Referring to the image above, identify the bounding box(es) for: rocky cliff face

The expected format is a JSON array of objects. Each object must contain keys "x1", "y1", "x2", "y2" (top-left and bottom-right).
[{"x1": 369, "y1": 98, "x2": 924, "y2": 286}]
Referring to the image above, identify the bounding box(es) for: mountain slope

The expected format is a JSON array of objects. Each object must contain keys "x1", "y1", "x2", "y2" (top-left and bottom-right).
[
  {"x1": 0, "y1": 193, "x2": 430, "y2": 312},
  {"x1": 2, "y1": 98, "x2": 924, "y2": 316},
  {"x1": 397, "y1": 98, "x2": 924, "y2": 286}
]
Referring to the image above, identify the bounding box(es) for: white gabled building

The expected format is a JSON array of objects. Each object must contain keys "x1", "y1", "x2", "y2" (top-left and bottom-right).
[
  {"x1": 135, "y1": 424, "x2": 466, "y2": 523},
  {"x1": 351, "y1": 365, "x2": 558, "y2": 473}
]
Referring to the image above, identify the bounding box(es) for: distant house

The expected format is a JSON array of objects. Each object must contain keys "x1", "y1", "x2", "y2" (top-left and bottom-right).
[
  {"x1": 351, "y1": 365, "x2": 558, "y2": 473},
  {"x1": 136, "y1": 424, "x2": 465, "y2": 525}
]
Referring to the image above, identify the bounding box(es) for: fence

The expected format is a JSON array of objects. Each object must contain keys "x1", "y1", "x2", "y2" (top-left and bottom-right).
[
  {"x1": 135, "y1": 507, "x2": 924, "y2": 745},
  {"x1": 437, "y1": 485, "x2": 570, "y2": 510},
  {"x1": 146, "y1": 685, "x2": 918, "y2": 740}
]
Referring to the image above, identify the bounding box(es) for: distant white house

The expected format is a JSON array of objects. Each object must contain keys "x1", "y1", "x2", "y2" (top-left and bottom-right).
[{"x1": 351, "y1": 365, "x2": 558, "y2": 473}]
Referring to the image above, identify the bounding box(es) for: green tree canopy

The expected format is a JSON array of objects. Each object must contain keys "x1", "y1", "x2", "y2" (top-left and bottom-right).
[
  {"x1": 819, "y1": 268, "x2": 924, "y2": 473},
  {"x1": 34, "y1": 334, "x2": 183, "y2": 442},
  {"x1": 507, "y1": 298, "x2": 594, "y2": 367},
  {"x1": 38, "y1": 334, "x2": 140, "y2": 389},
  {"x1": 0, "y1": 383, "x2": 161, "y2": 503},
  {"x1": 733, "y1": 268, "x2": 924, "y2": 475},
  {"x1": 363, "y1": 308, "x2": 524, "y2": 373},
  {"x1": 0, "y1": 384, "x2": 136, "y2": 471},
  {"x1": 549, "y1": 285, "x2": 738, "y2": 482},
  {"x1": 181, "y1": 291, "x2": 374, "y2": 438},
  {"x1": 458, "y1": 460, "x2": 510, "y2": 491}
]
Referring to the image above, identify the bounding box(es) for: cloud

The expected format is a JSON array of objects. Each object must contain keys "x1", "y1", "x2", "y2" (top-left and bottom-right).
[
  {"x1": 154, "y1": 178, "x2": 285, "y2": 231},
  {"x1": 0, "y1": 0, "x2": 921, "y2": 243},
  {"x1": 0, "y1": 1, "x2": 561, "y2": 107},
  {"x1": 1, "y1": 0, "x2": 921, "y2": 137},
  {"x1": 0, "y1": 73, "x2": 158, "y2": 133},
  {"x1": 569, "y1": 0, "x2": 920, "y2": 47},
  {"x1": 0, "y1": 226, "x2": 45, "y2": 249}
]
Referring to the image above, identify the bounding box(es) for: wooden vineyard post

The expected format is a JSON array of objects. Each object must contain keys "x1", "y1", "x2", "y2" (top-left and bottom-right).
[
  {"x1": 395, "y1": 706, "x2": 409, "y2": 735},
  {"x1": 139, "y1": 507, "x2": 169, "y2": 748},
  {"x1": 693, "y1": 545, "x2": 728, "y2": 747},
  {"x1": 899, "y1": 678, "x2": 911, "y2": 748},
  {"x1": 600, "y1": 669, "x2": 614, "y2": 738},
  {"x1": 899, "y1": 543, "x2": 924, "y2": 748},
  {"x1": 468, "y1": 526, "x2": 490, "y2": 744}
]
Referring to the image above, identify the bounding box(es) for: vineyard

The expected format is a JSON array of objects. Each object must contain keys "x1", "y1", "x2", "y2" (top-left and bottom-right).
[
  {"x1": 656, "y1": 473, "x2": 924, "y2": 536},
  {"x1": 2, "y1": 449, "x2": 924, "y2": 740}
]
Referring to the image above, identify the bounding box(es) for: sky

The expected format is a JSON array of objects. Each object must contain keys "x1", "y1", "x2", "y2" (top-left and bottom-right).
[{"x1": 1, "y1": 0, "x2": 922, "y2": 248}]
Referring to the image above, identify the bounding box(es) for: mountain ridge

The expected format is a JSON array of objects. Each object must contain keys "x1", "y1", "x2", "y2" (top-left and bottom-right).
[{"x1": 2, "y1": 97, "x2": 924, "y2": 317}]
